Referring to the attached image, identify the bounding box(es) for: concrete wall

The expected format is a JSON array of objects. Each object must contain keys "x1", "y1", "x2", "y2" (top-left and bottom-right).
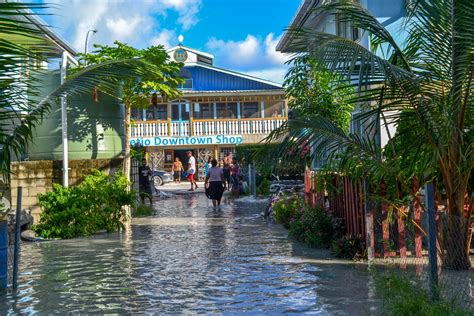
[{"x1": 10, "y1": 159, "x2": 123, "y2": 222}]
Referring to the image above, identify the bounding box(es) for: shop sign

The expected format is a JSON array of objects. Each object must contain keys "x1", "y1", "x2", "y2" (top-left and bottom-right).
[{"x1": 130, "y1": 135, "x2": 244, "y2": 147}]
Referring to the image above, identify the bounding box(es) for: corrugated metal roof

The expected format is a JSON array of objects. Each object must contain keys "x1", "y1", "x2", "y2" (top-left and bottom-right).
[
  {"x1": 182, "y1": 89, "x2": 284, "y2": 97},
  {"x1": 184, "y1": 64, "x2": 282, "y2": 91}
]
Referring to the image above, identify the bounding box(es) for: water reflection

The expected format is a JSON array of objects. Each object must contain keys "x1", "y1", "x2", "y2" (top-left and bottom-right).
[{"x1": 1, "y1": 194, "x2": 379, "y2": 314}]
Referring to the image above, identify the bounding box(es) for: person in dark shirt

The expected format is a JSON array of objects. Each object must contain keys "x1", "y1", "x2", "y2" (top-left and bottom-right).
[{"x1": 138, "y1": 158, "x2": 153, "y2": 204}]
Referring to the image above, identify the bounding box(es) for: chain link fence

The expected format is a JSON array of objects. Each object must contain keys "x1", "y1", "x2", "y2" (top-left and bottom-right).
[{"x1": 372, "y1": 185, "x2": 473, "y2": 311}]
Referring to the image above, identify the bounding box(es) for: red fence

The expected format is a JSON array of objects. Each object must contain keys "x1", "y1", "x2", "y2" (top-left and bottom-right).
[{"x1": 304, "y1": 170, "x2": 430, "y2": 259}]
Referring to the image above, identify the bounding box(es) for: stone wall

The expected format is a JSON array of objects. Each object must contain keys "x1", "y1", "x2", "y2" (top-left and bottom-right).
[{"x1": 10, "y1": 159, "x2": 123, "y2": 222}]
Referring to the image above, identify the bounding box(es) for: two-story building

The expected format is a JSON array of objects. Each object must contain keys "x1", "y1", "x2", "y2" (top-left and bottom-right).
[
  {"x1": 276, "y1": 0, "x2": 405, "y2": 170},
  {"x1": 130, "y1": 45, "x2": 287, "y2": 181}
]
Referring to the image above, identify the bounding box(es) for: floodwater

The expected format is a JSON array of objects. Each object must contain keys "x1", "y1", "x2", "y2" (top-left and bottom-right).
[{"x1": 0, "y1": 194, "x2": 379, "y2": 314}]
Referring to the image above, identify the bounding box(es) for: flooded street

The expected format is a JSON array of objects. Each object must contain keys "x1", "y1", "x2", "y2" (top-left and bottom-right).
[{"x1": 1, "y1": 194, "x2": 379, "y2": 314}]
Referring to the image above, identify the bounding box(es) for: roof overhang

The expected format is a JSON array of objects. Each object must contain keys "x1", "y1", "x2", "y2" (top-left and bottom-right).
[
  {"x1": 276, "y1": 0, "x2": 321, "y2": 52},
  {"x1": 184, "y1": 63, "x2": 282, "y2": 88},
  {"x1": 182, "y1": 89, "x2": 285, "y2": 98},
  {"x1": 18, "y1": 9, "x2": 77, "y2": 56},
  {"x1": 167, "y1": 45, "x2": 215, "y2": 60}
]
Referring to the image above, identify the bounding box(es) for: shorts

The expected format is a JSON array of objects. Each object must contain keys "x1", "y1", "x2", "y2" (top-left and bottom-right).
[
  {"x1": 188, "y1": 173, "x2": 194, "y2": 182},
  {"x1": 173, "y1": 171, "x2": 181, "y2": 181}
]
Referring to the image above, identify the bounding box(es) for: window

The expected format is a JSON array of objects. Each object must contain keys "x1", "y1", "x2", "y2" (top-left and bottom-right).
[
  {"x1": 178, "y1": 78, "x2": 193, "y2": 90},
  {"x1": 131, "y1": 108, "x2": 143, "y2": 120},
  {"x1": 263, "y1": 101, "x2": 285, "y2": 118},
  {"x1": 145, "y1": 104, "x2": 167, "y2": 120},
  {"x1": 155, "y1": 104, "x2": 167, "y2": 120},
  {"x1": 193, "y1": 103, "x2": 213, "y2": 119},
  {"x1": 240, "y1": 102, "x2": 260, "y2": 118},
  {"x1": 216, "y1": 102, "x2": 237, "y2": 119},
  {"x1": 182, "y1": 103, "x2": 190, "y2": 120},
  {"x1": 336, "y1": 13, "x2": 359, "y2": 41},
  {"x1": 146, "y1": 107, "x2": 155, "y2": 120},
  {"x1": 171, "y1": 104, "x2": 180, "y2": 121},
  {"x1": 197, "y1": 55, "x2": 213, "y2": 65}
]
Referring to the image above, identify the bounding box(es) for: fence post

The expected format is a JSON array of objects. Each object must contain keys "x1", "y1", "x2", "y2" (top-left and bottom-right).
[
  {"x1": 251, "y1": 163, "x2": 257, "y2": 197},
  {"x1": 0, "y1": 217, "x2": 7, "y2": 289},
  {"x1": 425, "y1": 182, "x2": 439, "y2": 301},
  {"x1": 364, "y1": 179, "x2": 375, "y2": 261},
  {"x1": 13, "y1": 186, "x2": 22, "y2": 289}
]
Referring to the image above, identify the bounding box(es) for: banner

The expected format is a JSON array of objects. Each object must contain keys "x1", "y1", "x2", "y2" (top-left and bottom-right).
[{"x1": 130, "y1": 134, "x2": 243, "y2": 147}]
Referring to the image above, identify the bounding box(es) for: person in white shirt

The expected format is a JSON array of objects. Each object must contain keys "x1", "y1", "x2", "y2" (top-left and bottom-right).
[
  {"x1": 205, "y1": 158, "x2": 226, "y2": 208},
  {"x1": 186, "y1": 151, "x2": 198, "y2": 191}
]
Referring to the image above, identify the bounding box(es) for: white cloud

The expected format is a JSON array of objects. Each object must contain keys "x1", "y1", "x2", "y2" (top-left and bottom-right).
[
  {"x1": 151, "y1": 29, "x2": 176, "y2": 48},
  {"x1": 46, "y1": 0, "x2": 201, "y2": 51},
  {"x1": 206, "y1": 35, "x2": 262, "y2": 68},
  {"x1": 106, "y1": 16, "x2": 143, "y2": 41},
  {"x1": 264, "y1": 33, "x2": 288, "y2": 64},
  {"x1": 245, "y1": 67, "x2": 288, "y2": 85},
  {"x1": 205, "y1": 33, "x2": 290, "y2": 84},
  {"x1": 161, "y1": 0, "x2": 201, "y2": 30}
]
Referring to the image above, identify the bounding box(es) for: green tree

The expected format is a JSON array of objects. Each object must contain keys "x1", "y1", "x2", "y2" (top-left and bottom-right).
[
  {"x1": 0, "y1": 3, "x2": 160, "y2": 178},
  {"x1": 284, "y1": 55, "x2": 353, "y2": 130},
  {"x1": 282, "y1": 0, "x2": 473, "y2": 269},
  {"x1": 76, "y1": 42, "x2": 183, "y2": 181},
  {"x1": 266, "y1": 55, "x2": 353, "y2": 171}
]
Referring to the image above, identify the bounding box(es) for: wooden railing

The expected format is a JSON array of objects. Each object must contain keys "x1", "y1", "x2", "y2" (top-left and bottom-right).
[{"x1": 130, "y1": 118, "x2": 286, "y2": 137}]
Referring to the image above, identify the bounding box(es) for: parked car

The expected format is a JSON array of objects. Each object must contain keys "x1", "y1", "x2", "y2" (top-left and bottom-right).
[{"x1": 152, "y1": 170, "x2": 173, "y2": 187}]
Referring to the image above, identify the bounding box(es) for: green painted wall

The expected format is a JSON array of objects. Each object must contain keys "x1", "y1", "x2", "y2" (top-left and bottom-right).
[{"x1": 28, "y1": 71, "x2": 124, "y2": 160}]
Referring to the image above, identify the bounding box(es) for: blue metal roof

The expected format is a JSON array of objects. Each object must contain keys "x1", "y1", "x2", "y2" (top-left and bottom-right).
[{"x1": 181, "y1": 64, "x2": 282, "y2": 92}]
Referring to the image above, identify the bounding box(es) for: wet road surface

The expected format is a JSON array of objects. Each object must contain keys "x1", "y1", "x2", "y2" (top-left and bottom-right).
[{"x1": 0, "y1": 193, "x2": 379, "y2": 314}]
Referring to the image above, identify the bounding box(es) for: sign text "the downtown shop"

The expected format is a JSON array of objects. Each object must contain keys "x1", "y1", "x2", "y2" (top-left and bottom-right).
[{"x1": 130, "y1": 135, "x2": 244, "y2": 147}]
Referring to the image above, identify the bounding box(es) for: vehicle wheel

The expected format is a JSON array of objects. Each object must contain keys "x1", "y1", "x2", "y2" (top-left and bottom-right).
[{"x1": 154, "y1": 176, "x2": 164, "y2": 187}]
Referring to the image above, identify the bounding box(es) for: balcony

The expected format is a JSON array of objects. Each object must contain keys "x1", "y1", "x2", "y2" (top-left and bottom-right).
[{"x1": 130, "y1": 117, "x2": 287, "y2": 138}]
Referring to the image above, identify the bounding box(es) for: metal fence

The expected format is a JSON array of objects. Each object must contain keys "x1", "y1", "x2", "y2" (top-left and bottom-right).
[
  {"x1": 305, "y1": 172, "x2": 473, "y2": 311},
  {"x1": 373, "y1": 198, "x2": 473, "y2": 310},
  {"x1": 1, "y1": 187, "x2": 22, "y2": 290}
]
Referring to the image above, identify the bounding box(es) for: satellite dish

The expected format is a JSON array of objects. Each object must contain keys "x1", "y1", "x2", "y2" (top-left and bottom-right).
[{"x1": 178, "y1": 35, "x2": 184, "y2": 44}]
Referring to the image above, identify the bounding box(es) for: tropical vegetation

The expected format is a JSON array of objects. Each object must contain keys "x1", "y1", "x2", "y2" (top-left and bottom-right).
[
  {"x1": 376, "y1": 273, "x2": 469, "y2": 315},
  {"x1": 269, "y1": 0, "x2": 473, "y2": 270},
  {"x1": 33, "y1": 170, "x2": 134, "y2": 239},
  {"x1": 76, "y1": 42, "x2": 183, "y2": 180},
  {"x1": 0, "y1": 3, "x2": 171, "y2": 181}
]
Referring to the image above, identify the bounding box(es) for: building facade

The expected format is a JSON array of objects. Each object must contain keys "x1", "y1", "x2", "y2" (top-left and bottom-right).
[
  {"x1": 130, "y1": 45, "x2": 287, "y2": 180},
  {"x1": 276, "y1": 0, "x2": 405, "y2": 169}
]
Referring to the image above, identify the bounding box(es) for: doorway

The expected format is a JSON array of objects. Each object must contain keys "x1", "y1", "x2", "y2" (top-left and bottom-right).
[
  {"x1": 171, "y1": 101, "x2": 191, "y2": 136},
  {"x1": 174, "y1": 149, "x2": 197, "y2": 173}
]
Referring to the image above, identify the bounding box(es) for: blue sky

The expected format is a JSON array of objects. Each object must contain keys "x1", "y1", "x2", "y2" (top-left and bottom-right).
[{"x1": 38, "y1": 0, "x2": 301, "y2": 83}]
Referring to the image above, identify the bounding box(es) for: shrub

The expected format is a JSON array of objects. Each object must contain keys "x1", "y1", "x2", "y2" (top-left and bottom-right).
[
  {"x1": 257, "y1": 178, "x2": 270, "y2": 196},
  {"x1": 376, "y1": 273, "x2": 469, "y2": 315},
  {"x1": 273, "y1": 194, "x2": 305, "y2": 228},
  {"x1": 289, "y1": 206, "x2": 343, "y2": 248},
  {"x1": 331, "y1": 234, "x2": 366, "y2": 260},
  {"x1": 133, "y1": 204, "x2": 155, "y2": 217},
  {"x1": 33, "y1": 170, "x2": 134, "y2": 239}
]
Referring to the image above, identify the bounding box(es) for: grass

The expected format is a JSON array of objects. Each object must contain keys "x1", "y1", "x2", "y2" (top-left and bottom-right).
[
  {"x1": 132, "y1": 204, "x2": 155, "y2": 217},
  {"x1": 376, "y1": 273, "x2": 471, "y2": 315}
]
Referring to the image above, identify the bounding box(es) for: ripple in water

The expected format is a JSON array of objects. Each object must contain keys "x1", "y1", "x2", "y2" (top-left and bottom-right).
[{"x1": 0, "y1": 194, "x2": 379, "y2": 314}]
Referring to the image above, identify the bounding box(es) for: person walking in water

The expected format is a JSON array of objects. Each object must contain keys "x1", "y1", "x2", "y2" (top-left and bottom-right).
[
  {"x1": 222, "y1": 152, "x2": 232, "y2": 190},
  {"x1": 172, "y1": 157, "x2": 183, "y2": 184},
  {"x1": 187, "y1": 151, "x2": 198, "y2": 191},
  {"x1": 230, "y1": 157, "x2": 241, "y2": 197},
  {"x1": 205, "y1": 158, "x2": 226, "y2": 208},
  {"x1": 138, "y1": 158, "x2": 153, "y2": 205},
  {"x1": 205, "y1": 156, "x2": 212, "y2": 177}
]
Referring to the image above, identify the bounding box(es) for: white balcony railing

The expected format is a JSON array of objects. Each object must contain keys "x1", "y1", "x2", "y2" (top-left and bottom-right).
[
  {"x1": 131, "y1": 121, "x2": 168, "y2": 138},
  {"x1": 130, "y1": 118, "x2": 286, "y2": 138}
]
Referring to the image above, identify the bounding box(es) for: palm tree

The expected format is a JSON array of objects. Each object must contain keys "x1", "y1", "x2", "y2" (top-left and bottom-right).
[
  {"x1": 0, "y1": 3, "x2": 171, "y2": 180},
  {"x1": 277, "y1": 0, "x2": 473, "y2": 269}
]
